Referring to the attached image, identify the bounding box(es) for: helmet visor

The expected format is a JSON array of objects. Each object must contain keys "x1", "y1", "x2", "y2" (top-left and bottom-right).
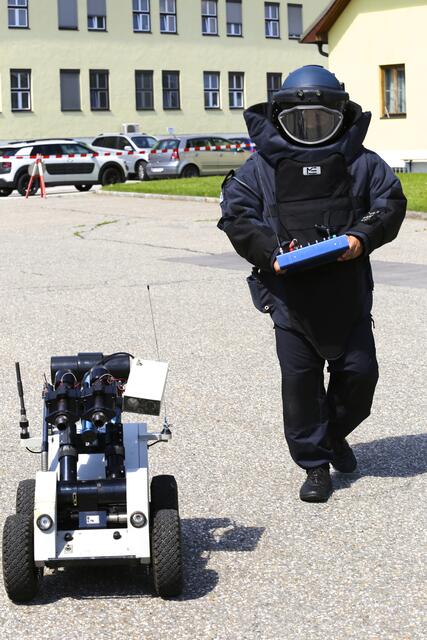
[{"x1": 277, "y1": 105, "x2": 344, "y2": 145}]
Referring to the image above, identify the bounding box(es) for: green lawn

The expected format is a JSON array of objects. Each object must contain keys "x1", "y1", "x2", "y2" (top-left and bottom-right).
[
  {"x1": 398, "y1": 173, "x2": 427, "y2": 212},
  {"x1": 103, "y1": 173, "x2": 427, "y2": 212}
]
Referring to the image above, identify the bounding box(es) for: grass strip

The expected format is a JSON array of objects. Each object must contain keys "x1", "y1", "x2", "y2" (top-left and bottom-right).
[{"x1": 104, "y1": 173, "x2": 427, "y2": 212}]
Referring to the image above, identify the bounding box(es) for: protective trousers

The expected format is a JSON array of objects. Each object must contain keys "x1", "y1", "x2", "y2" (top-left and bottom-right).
[{"x1": 274, "y1": 315, "x2": 379, "y2": 469}]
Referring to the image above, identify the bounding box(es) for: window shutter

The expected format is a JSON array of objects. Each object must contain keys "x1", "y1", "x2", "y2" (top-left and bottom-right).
[
  {"x1": 87, "y1": 0, "x2": 106, "y2": 16},
  {"x1": 227, "y1": 1, "x2": 242, "y2": 23},
  {"x1": 288, "y1": 4, "x2": 302, "y2": 37},
  {"x1": 60, "y1": 71, "x2": 81, "y2": 110},
  {"x1": 58, "y1": 0, "x2": 78, "y2": 28}
]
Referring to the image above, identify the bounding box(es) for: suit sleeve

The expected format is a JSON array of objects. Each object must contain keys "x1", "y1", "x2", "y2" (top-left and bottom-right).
[
  {"x1": 217, "y1": 159, "x2": 280, "y2": 271},
  {"x1": 348, "y1": 151, "x2": 407, "y2": 254}
]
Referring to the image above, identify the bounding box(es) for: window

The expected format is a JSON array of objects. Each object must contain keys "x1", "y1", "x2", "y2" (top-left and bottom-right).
[
  {"x1": 11, "y1": 69, "x2": 31, "y2": 111},
  {"x1": 287, "y1": 4, "x2": 302, "y2": 39},
  {"x1": 265, "y1": 3, "x2": 279, "y2": 38},
  {"x1": 204, "y1": 72, "x2": 220, "y2": 109},
  {"x1": 381, "y1": 65, "x2": 406, "y2": 117},
  {"x1": 133, "y1": 0, "x2": 150, "y2": 32},
  {"x1": 8, "y1": 0, "x2": 28, "y2": 28},
  {"x1": 160, "y1": 0, "x2": 176, "y2": 33},
  {"x1": 202, "y1": 1, "x2": 217, "y2": 35},
  {"x1": 135, "y1": 71, "x2": 154, "y2": 110},
  {"x1": 162, "y1": 71, "x2": 180, "y2": 109},
  {"x1": 60, "y1": 70, "x2": 81, "y2": 110},
  {"x1": 58, "y1": 0, "x2": 78, "y2": 29},
  {"x1": 89, "y1": 70, "x2": 109, "y2": 110},
  {"x1": 226, "y1": 0, "x2": 242, "y2": 36},
  {"x1": 267, "y1": 72, "x2": 282, "y2": 102},
  {"x1": 229, "y1": 72, "x2": 244, "y2": 109},
  {"x1": 87, "y1": 0, "x2": 106, "y2": 30}
]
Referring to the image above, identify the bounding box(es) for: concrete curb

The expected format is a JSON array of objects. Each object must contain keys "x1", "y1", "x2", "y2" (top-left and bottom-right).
[{"x1": 96, "y1": 190, "x2": 427, "y2": 219}]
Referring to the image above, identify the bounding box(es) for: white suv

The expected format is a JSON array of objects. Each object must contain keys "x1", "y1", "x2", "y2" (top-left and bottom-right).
[
  {"x1": 91, "y1": 133, "x2": 157, "y2": 180},
  {"x1": 0, "y1": 139, "x2": 128, "y2": 197}
]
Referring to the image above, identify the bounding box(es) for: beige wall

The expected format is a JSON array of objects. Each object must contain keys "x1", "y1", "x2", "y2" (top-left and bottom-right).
[
  {"x1": 328, "y1": 0, "x2": 427, "y2": 162},
  {"x1": 0, "y1": 0, "x2": 328, "y2": 140}
]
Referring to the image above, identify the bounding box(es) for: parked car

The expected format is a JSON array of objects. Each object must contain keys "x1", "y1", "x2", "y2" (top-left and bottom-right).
[
  {"x1": 91, "y1": 133, "x2": 157, "y2": 180},
  {"x1": 0, "y1": 139, "x2": 128, "y2": 197},
  {"x1": 225, "y1": 135, "x2": 256, "y2": 151},
  {"x1": 146, "y1": 135, "x2": 251, "y2": 179}
]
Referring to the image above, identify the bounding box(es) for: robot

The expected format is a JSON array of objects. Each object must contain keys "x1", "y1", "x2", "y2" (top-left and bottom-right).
[{"x1": 2, "y1": 352, "x2": 183, "y2": 602}]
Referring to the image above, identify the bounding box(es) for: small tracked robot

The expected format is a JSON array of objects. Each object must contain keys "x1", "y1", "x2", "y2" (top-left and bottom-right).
[{"x1": 3, "y1": 352, "x2": 183, "y2": 602}]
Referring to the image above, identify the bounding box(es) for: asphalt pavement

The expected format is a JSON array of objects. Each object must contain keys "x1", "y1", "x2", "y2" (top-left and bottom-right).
[{"x1": 0, "y1": 192, "x2": 425, "y2": 639}]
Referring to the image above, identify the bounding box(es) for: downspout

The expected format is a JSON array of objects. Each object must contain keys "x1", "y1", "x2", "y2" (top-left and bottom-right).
[{"x1": 317, "y1": 41, "x2": 329, "y2": 57}]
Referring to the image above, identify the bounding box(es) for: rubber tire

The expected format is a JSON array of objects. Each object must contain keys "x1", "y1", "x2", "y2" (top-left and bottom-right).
[
  {"x1": 74, "y1": 184, "x2": 93, "y2": 192},
  {"x1": 17, "y1": 173, "x2": 39, "y2": 197},
  {"x1": 16, "y1": 479, "x2": 36, "y2": 515},
  {"x1": 3, "y1": 513, "x2": 42, "y2": 603},
  {"x1": 136, "y1": 161, "x2": 148, "y2": 181},
  {"x1": 151, "y1": 509, "x2": 183, "y2": 598},
  {"x1": 151, "y1": 475, "x2": 179, "y2": 512},
  {"x1": 180, "y1": 164, "x2": 199, "y2": 179},
  {"x1": 100, "y1": 166, "x2": 123, "y2": 186},
  {"x1": 0, "y1": 187, "x2": 13, "y2": 197}
]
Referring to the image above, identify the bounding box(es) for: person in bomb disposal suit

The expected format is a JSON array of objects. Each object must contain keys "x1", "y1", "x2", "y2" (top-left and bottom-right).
[{"x1": 218, "y1": 66, "x2": 407, "y2": 502}]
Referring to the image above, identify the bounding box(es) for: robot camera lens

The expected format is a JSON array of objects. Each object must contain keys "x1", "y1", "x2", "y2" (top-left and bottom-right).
[
  {"x1": 130, "y1": 511, "x2": 147, "y2": 528},
  {"x1": 37, "y1": 514, "x2": 53, "y2": 532}
]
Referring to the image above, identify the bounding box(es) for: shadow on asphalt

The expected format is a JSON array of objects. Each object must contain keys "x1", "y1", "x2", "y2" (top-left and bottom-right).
[
  {"x1": 21, "y1": 518, "x2": 264, "y2": 605},
  {"x1": 333, "y1": 433, "x2": 427, "y2": 491}
]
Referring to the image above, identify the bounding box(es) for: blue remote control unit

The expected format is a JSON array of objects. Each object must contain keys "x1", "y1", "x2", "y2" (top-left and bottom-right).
[{"x1": 276, "y1": 235, "x2": 349, "y2": 272}]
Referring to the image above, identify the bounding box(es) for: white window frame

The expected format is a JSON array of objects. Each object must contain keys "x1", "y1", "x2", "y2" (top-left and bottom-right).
[
  {"x1": 204, "y1": 72, "x2": 220, "y2": 109},
  {"x1": 8, "y1": 0, "x2": 28, "y2": 28},
  {"x1": 227, "y1": 21, "x2": 242, "y2": 36},
  {"x1": 11, "y1": 69, "x2": 31, "y2": 111},
  {"x1": 229, "y1": 72, "x2": 244, "y2": 109},
  {"x1": 133, "y1": 0, "x2": 150, "y2": 32},
  {"x1": 202, "y1": 1, "x2": 218, "y2": 35},
  {"x1": 90, "y1": 70, "x2": 109, "y2": 110},
  {"x1": 265, "y1": 3, "x2": 280, "y2": 38},
  {"x1": 160, "y1": 0, "x2": 176, "y2": 33},
  {"x1": 88, "y1": 15, "x2": 106, "y2": 30},
  {"x1": 162, "y1": 70, "x2": 180, "y2": 110}
]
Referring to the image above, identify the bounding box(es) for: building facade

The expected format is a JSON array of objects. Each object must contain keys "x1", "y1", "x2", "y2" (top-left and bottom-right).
[
  {"x1": 302, "y1": 0, "x2": 427, "y2": 170},
  {"x1": 0, "y1": 0, "x2": 329, "y2": 141}
]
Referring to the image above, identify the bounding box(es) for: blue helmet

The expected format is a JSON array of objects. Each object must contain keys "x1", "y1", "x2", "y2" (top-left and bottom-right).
[{"x1": 272, "y1": 65, "x2": 349, "y2": 145}]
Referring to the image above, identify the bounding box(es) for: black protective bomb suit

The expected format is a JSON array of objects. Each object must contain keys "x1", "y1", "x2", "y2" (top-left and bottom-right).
[{"x1": 218, "y1": 100, "x2": 407, "y2": 469}]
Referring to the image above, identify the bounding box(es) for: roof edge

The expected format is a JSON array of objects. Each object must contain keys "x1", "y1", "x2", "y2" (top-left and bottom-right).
[{"x1": 300, "y1": 0, "x2": 352, "y2": 44}]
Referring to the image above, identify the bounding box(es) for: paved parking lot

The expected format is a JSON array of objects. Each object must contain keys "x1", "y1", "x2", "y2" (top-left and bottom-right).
[{"x1": 0, "y1": 193, "x2": 425, "y2": 639}]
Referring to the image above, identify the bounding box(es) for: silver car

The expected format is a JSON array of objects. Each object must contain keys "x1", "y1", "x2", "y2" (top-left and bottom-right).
[
  {"x1": 146, "y1": 135, "x2": 251, "y2": 179},
  {"x1": 91, "y1": 133, "x2": 157, "y2": 180}
]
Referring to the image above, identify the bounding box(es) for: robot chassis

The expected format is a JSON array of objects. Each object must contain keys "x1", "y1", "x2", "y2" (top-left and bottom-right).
[{"x1": 2, "y1": 352, "x2": 183, "y2": 602}]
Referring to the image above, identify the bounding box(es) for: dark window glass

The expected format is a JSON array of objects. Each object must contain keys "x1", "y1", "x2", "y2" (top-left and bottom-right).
[
  {"x1": 131, "y1": 136, "x2": 157, "y2": 148},
  {"x1": 267, "y1": 72, "x2": 282, "y2": 102},
  {"x1": 133, "y1": 0, "x2": 150, "y2": 31},
  {"x1": 58, "y1": 0, "x2": 78, "y2": 29},
  {"x1": 8, "y1": 0, "x2": 28, "y2": 28},
  {"x1": 202, "y1": 1, "x2": 218, "y2": 36},
  {"x1": 265, "y1": 2, "x2": 280, "y2": 38},
  {"x1": 382, "y1": 65, "x2": 406, "y2": 116},
  {"x1": 152, "y1": 138, "x2": 179, "y2": 150},
  {"x1": 160, "y1": 0, "x2": 176, "y2": 33},
  {"x1": 10, "y1": 69, "x2": 31, "y2": 111},
  {"x1": 31, "y1": 144, "x2": 63, "y2": 155},
  {"x1": 162, "y1": 71, "x2": 180, "y2": 109},
  {"x1": 89, "y1": 70, "x2": 109, "y2": 110},
  {"x1": 60, "y1": 70, "x2": 81, "y2": 110},
  {"x1": 135, "y1": 70, "x2": 154, "y2": 110}
]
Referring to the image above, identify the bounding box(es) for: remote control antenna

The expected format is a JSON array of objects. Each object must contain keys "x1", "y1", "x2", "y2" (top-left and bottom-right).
[
  {"x1": 147, "y1": 285, "x2": 171, "y2": 432},
  {"x1": 15, "y1": 362, "x2": 30, "y2": 439}
]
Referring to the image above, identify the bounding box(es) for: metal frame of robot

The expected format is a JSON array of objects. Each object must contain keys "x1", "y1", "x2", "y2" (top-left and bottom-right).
[{"x1": 28, "y1": 353, "x2": 170, "y2": 568}]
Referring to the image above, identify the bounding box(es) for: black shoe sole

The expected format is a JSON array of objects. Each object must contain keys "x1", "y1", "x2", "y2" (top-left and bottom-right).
[{"x1": 299, "y1": 490, "x2": 332, "y2": 503}]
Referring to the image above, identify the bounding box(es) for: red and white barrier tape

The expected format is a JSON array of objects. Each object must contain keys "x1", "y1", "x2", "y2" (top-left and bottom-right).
[{"x1": 1, "y1": 142, "x2": 256, "y2": 160}]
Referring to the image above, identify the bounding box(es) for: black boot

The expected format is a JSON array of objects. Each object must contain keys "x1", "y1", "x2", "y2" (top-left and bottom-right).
[
  {"x1": 330, "y1": 438, "x2": 357, "y2": 473},
  {"x1": 299, "y1": 465, "x2": 333, "y2": 503}
]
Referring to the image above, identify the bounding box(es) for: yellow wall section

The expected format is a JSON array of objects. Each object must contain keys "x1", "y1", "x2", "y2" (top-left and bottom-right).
[
  {"x1": 0, "y1": 0, "x2": 329, "y2": 140},
  {"x1": 327, "y1": 0, "x2": 427, "y2": 155}
]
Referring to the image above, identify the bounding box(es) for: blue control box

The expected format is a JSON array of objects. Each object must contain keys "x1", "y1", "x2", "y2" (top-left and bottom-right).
[{"x1": 277, "y1": 235, "x2": 349, "y2": 272}]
